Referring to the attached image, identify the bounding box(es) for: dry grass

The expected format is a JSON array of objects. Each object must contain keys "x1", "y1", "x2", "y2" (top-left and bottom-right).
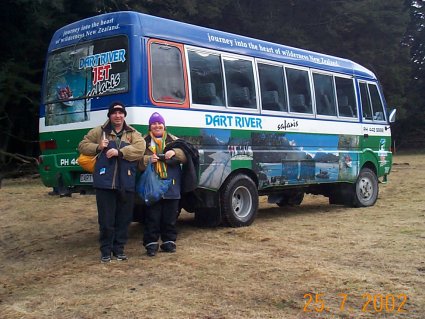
[{"x1": 0, "y1": 153, "x2": 424, "y2": 319}]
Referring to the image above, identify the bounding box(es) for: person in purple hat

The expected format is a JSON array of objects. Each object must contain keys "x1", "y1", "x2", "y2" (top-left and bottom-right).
[{"x1": 138, "y1": 112, "x2": 187, "y2": 256}]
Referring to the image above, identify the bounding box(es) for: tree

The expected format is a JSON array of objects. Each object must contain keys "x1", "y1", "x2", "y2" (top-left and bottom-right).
[
  {"x1": 398, "y1": 0, "x2": 425, "y2": 148},
  {"x1": 404, "y1": 0, "x2": 425, "y2": 80},
  {"x1": 0, "y1": 0, "x2": 419, "y2": 173},
  {"x1": 0, "y1": 0, "x2": 100, "y2": 169}
]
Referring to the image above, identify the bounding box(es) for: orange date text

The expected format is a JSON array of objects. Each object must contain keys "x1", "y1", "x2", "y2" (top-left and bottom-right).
[{"x1": 303, "y1": 292, "x2": 408, "y2": 314}]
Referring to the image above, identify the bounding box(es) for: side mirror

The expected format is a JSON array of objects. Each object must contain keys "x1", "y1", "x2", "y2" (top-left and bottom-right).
[{"x1": 388, "y1": 108, "x2": 396, "y2": 123}]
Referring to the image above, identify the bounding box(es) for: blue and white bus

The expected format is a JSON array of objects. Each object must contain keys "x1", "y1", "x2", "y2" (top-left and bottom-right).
[{"x1": 39, "y1": 11, "x2": 395, "y2": 226}]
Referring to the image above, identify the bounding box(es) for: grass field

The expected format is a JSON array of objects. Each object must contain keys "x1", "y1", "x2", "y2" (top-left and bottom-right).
[{"x1": 0, "y1": 153, "x2": 424, "y2": 318}]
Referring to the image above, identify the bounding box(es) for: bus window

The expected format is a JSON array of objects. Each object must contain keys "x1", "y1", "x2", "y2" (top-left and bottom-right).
[
  {"x1": 336, "y1": 77, "x2": 357, "y2": 118},
  {"x1": 369, "y1": 84, "x2": 386, "y2": 121},
  {"x1": 359, "y1": 82, "x2": 373, "y2": 120},
  {"x1": 286, "y1": 68, "x2": 312, "y2": 114},
  {"x1": 43, "y1": 36, "x2": 129, "y2": 126},
  {"x1": 150, "y1": 43, "x2": 186, "y2": 104},
  {"x1": 313, "y1": 73, "x2": 336, "y2": 116},
  {"x1": 188, "y1": 50, "x2": 225, "y2": 106},
  {"x1": 258, "y1": 63, "x2": 287, "y2": 112},
  {"x1": 224, "y1": 58, "x2": 257, "y2": 109}
]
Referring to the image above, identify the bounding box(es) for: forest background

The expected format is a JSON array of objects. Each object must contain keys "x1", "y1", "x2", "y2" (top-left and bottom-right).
[{"x1": 0, "y1": 0, "x2": 424, "y2": 175}]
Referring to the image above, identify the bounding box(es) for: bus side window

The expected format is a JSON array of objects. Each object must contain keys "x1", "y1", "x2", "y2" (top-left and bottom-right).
[
  {"x1": 286, "y1": 67, "x2": 312, "y2": 114},
  {"x1": 150, "y1": 43, "x2": 186, "y2": 104},
  {"x1": 359, "y1": 82, "x2": 373, "y2": 120},
  {"x1": 188, "y1": 50, "x2": 225, "y2": 107},
  {"x1": 368, "y1": 84, "x2": 386, "y2": 121},
  {"x1": 224, "y1": 58, "x2": 257, "y2": 109},
  {"x1": 313, "y1": 73, "x2": 337, "y2": 116},
  {"x1": 258, "y1": 63, "x2": 287, "y2": 112},
  {"x1": 335, "y1": 77, "x2": 357, "y2": 118}
]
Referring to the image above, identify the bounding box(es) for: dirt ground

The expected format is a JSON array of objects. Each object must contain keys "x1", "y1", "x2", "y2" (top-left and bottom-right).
[{"x1": 0, "y1": 153, "x2": 424, "y2": 319}]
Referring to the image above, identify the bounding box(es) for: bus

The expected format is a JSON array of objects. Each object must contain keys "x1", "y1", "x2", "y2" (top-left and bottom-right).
[{"x1": 39, "y1": 11, "x2": 396, "y2": 227}]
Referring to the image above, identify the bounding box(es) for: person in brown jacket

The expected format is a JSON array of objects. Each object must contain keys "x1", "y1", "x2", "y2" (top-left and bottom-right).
[{"x1": 78, "y1": 102, "x2": 146, "y2": 262}]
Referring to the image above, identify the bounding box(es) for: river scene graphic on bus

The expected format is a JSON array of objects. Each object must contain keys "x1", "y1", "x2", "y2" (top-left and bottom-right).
[{"x1": 196, "y1": 129, "x2": 359, "y2": 190}]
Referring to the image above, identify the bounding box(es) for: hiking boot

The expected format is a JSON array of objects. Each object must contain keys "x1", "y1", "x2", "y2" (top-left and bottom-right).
[
  {"x1": 160, "y1": 241, "x2": 176, "y2": 253},
  {"x1": 145, "y1": 243, "x2": 159, "y2": 257},
  {"x1": 101, "y1": 255, "x2": 111, "y2": 263},
  {"x1": 113, "y1": 253, "x2": 128, "y2": 261}
]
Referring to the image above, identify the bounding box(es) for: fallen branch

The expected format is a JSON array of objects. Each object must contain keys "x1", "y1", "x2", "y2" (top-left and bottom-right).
[{"x1": 0, "y1": 150, "x2": 38, "y2": 164}]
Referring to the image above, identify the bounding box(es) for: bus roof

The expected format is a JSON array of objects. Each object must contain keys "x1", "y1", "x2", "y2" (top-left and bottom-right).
[{"x1": 49, "y1": 11, "x2": 376, "y2": 79}]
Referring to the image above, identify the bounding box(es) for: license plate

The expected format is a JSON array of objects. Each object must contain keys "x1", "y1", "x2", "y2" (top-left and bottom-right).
[{"x1": 80, "y1": 174, "x2": 93, "y2": 183}]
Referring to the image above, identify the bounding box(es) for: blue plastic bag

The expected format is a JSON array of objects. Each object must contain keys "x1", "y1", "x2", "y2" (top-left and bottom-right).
[{"x1": 136, "y1": 162, "x2": 171, "y2": 206}]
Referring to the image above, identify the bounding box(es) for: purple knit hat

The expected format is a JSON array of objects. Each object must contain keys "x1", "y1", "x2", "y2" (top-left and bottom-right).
[{"x1": 149, "y1": 112, "x2": 165, "y2": 126}]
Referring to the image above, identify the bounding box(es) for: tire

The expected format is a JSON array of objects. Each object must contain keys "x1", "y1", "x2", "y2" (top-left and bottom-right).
[
  {"x1": 221, "y1": 174, "x2": 258, "y2": 227},
  {"x1": 352, "y1": 168, "x2": 379, "y2": 207}
]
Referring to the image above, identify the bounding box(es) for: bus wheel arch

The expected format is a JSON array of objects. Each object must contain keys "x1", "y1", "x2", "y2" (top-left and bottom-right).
[
  {"x1": 362, "y1": 160, "x2": 377, "y2": 176},
  {"x1": 220, "y1": 170, "x2": 259, "y2": 227}
]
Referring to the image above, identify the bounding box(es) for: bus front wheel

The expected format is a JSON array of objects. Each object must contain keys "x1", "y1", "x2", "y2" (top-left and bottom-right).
[
  {"x1": 353, "y1": 168, "x2": 378, "y2": 207},
  {"x1": 221, "y1": 174, "x2": 258, "y2": 227}
]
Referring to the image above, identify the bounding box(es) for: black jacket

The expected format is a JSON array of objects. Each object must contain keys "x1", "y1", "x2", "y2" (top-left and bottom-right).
[{"x1": 164, "y1": 139, "x2": 199, "y2": 193}]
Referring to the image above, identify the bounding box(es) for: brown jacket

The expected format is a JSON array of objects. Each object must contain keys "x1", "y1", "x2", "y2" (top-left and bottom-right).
[{"x1": 78, "y1": 119, "x2": 146, "y2": 162}]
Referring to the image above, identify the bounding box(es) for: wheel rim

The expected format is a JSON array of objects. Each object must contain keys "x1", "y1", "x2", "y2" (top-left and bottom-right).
[
  {"x1": 357, "y1": 175, "x2": 374, "y2": 201},
  {"x1": 231, "y1": 185, "x2": 252, "y2": 219}
]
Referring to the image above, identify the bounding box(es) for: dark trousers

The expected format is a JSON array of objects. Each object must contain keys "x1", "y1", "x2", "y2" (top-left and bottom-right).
[
  {"x1": 143, "y1": 199, "x2": 179, "y2": 246},
  {"x1": 96, "y1": 189, "x2": 134, "y2": 256}
]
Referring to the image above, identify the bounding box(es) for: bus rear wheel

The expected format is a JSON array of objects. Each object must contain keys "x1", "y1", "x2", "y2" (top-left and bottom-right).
[
  {"x1": 353, "y1": 168, "x2": 378, "y2": 207},
  {"x1": 221, "y1": 174, "x2": 258, "y2": 227}
]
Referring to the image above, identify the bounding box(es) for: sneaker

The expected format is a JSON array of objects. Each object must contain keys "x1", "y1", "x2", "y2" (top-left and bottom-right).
[
  {"x1": 113, "y1": 253, "x2": 128, "y2": 261},
  {"x1": 160, "y1": 241, "x2": 176, "y2": 253},
  {"x1": 101, "y1": 255, "x2": 111, "y2": 263},
  {"x1": 145, "y1": 243, "x2": 159, "y2": 257}
]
